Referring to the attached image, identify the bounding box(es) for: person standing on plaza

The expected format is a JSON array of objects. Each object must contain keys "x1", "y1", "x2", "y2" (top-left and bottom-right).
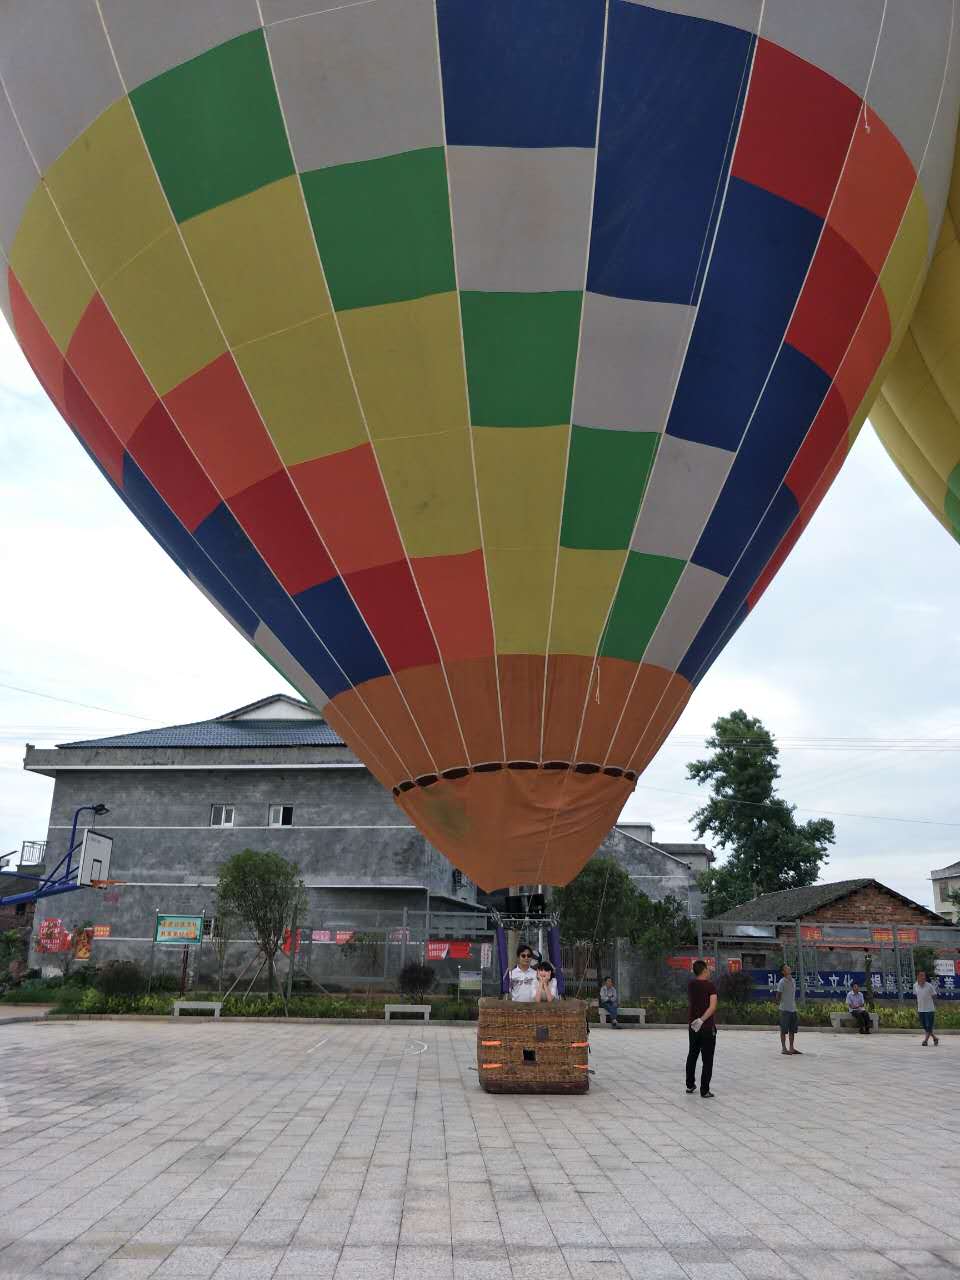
[
  {"x1": 685, "y1": 959, "x2": 718, "y2": 1098},
  {"x1": 846, "y1": 981, "x2": 871, "y2": 1033},
  {"x1": 913, "y1": 970, "x2": 939, "y2": 1045},
  {"x1": 776, "y1": 963, "x2": 801, "y2": 1055}
]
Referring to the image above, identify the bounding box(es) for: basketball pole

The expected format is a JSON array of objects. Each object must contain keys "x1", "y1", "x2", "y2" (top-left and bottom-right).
[{"x1": 0, "y1": 802, "x2": 110, "y2": 908}]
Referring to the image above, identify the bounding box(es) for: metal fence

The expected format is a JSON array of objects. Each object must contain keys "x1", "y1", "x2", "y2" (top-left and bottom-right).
[{"x1": 146, "y1": 908, "x2": 499, "y2": 997}]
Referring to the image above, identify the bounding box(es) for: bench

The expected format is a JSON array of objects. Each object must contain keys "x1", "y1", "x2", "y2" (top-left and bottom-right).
[
  {"x1": 384, "y1": 1004, "x2": 430, "y2": 1022},
  {"x1": 599, "y1": 1006, "x2": 646, "y2": 1026},
  {"x1": 173, "y1": 1000, "x2": 221, "y2": 1018},
  {"x1": 829, "y1": 1011, "x2": 879, "y2": 1033}
]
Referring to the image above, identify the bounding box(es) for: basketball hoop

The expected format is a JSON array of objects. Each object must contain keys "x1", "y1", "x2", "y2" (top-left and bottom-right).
[{"x1": 89, "y1": 879, "x2": 123, "y2": 889}]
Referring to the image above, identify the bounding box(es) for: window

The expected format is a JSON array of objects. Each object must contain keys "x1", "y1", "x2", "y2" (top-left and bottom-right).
[
  {"x1": 268, "y1": 804, "x2": 293, "y2": 827},
  {"x1": 210, "y1": 804, "x2": 234, "y2": 827}
]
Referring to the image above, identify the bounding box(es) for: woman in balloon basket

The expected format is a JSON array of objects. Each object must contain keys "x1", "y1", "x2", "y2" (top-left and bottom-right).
[{"x1": 477, "y1": 943, "x2": 590, "y2": 1093}]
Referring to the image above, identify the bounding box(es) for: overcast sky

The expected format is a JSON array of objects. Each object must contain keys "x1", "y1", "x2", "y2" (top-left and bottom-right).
[{"x1": 3, "y1": 320, "x2": 959, "y2": 909}]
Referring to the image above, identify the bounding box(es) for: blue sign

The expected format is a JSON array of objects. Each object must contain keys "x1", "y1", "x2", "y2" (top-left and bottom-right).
[{"x1": 747, "y1": 969, "x2": 960, "y2": 1000}]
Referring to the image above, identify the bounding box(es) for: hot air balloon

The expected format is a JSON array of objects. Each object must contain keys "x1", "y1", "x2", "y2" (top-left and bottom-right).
[
  {"x1": 873, "y1": 128, "x2": 960, "y2": 544},
  {"x1": 1, "y1": 1, "x2": 958, "y2": 891}
]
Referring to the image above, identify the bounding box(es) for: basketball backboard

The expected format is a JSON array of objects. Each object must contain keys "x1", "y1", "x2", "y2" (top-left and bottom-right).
[{"x1": 77, "y1": 829, "x2": 112, "y2": 886}]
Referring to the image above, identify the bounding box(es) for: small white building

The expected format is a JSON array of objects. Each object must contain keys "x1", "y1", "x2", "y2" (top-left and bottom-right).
[{"x1": 931, "y1": 860, "x2": 960, "y2": 921}]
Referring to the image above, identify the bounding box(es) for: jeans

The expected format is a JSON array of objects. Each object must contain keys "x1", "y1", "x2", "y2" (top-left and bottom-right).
[
  {"x1": 850, "y1": 1008, "x2": 871, "y2": 1033},
  {"x1": 919, "y1": 1010, "x2": 935, "y2": 1035},
  {"x1": 686, "y1": 1024, "x2": 716, "y2": 1094},
  {"x1": 600, "y1": 999, "x2": 619, "y2": 1023}
]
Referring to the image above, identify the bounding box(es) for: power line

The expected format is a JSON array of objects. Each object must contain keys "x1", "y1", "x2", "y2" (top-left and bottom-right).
[
  {"x1": 636, "y1": 783, "x2": 960, "y2": 829},
  {"x1": 0, "y1": 682, "x2": 158, "y2": 722}
]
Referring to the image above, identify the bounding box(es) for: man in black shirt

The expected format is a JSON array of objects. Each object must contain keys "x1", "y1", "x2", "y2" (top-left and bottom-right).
[{"x1": 685, "y1": 959, "x2": 718, "y2": 1098}]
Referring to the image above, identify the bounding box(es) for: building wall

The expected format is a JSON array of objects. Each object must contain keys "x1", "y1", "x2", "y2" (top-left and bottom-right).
[
  {"x1": 594, "y1": 829, "x2": 699, "y2": 914},
  {"x1": 933, "y1": 875, "x2": 960, "y2": 920},
  {"x1": 810, "y1": 885, "x2": 936, "y2": 926},
  {"x1": 30, "y1": 764, "x2": 477, "y2": 967}
]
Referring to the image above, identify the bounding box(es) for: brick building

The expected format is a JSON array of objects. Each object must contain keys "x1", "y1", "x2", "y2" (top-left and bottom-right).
[
  {"x1": 709, "y1": 879, "x2": 945, "y2": 930},
  {"x1": 703, "y1": 879, "x2": 955, "y2": 997}
]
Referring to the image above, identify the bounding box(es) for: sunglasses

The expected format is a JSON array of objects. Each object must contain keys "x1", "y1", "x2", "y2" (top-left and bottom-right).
[{"x1": 519, "y1": 951, "x2": 533, "y2": 958}]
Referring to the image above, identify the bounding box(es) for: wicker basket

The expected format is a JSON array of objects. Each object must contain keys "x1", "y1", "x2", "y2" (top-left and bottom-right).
[{"x1": 477, "y1": 997, "x2": 590, "y2": 1093}]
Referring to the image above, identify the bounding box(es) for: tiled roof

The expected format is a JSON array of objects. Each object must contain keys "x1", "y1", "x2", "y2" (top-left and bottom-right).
[
  {"x1": 709, "y1": 878, "x2": 945, "y2": 924},
  {"x1": 931, "y1": 861, "x2": 960, "y2": 879},
  {"x1": 709, "y1": 879, "x2": 874, "y2": 922},
  {"x1": 58, "y1": 719, "x2": 346, "y2": 749}
]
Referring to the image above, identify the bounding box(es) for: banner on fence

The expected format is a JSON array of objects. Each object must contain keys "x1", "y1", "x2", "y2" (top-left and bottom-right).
[
  {"x1": 281, "y1": 928, "x2": 303, "y2": 956},
  {"x1": 426, "y1": 940, "x2": 472, "y2": 961},
  {"x1": 750, "y1": 969, "x2": 960, "y2": 999},
  {"x1": 667, "y1": 955, "x2": 716, "y2": 972}
]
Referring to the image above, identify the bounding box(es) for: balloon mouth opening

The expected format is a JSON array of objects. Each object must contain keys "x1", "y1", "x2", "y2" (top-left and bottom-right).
[{"x1": 392, "y1": 760, "x2": 638, "y2": 796}]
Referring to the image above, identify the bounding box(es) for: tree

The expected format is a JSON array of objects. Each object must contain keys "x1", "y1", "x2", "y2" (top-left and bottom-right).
[
  {"x1": 688, "y1": 710, "x2": 834, "y2": 916},
  {"x1": 212, "y1": 894, "x2": 241, "y2": 995},
  {"x1": 0, "y1": 928, "x2": 27, "y2": 986},
  {"x1": 556, "y1": 859, "x2": 695, "y2": 990},
  {"x1": 631, "y1": 893, "x2": 696, "y2": 961},
  {"x1": 554, "y1": 857, "x2": 646, "y2": 953},
  {"x1": 216, "y1": 849, "x2": 305, "y2": 994}
]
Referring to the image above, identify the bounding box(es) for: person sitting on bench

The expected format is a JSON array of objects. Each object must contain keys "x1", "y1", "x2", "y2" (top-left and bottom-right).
[
  {"x1": 599, "y1": 976, "x2": 620, "y2": 1027},
  {"x1": 846, "y1": 982, "x2": 871, "y2": 1033}
]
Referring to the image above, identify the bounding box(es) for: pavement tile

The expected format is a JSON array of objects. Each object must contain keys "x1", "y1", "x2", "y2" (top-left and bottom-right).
[{"x1": 3, "y1": 1024, "x2": 959, "y2": 1280}]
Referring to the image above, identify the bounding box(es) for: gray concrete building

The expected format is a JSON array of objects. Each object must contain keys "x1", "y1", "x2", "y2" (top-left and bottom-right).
[
  {"x1": 21, "y1": 695, "x2": 708, "y2": 975},
  {"x1": 22, "y1": 695, "x2": 482, "y2": 972}
]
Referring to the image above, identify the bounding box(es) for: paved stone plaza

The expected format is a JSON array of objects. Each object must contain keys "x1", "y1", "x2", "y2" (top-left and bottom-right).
[{"x1": 0, "y1": 1022, "x2": 956, "y2": 1280}]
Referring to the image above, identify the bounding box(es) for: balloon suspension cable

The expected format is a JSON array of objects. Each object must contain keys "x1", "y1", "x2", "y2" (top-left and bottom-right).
[{"x1": 574, "y1": 856, "x2": 615, "y2": 1001}]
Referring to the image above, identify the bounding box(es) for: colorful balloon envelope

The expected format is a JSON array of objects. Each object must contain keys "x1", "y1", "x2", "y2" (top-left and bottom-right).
[
  {"x1": 874, "y1": 126, "x2": 960, "y2": 544},
  {"x1": 2, "y1": 1, "x2": 958, "y2": 890}
]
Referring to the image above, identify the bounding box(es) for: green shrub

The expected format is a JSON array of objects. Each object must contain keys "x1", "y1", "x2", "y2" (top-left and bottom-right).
[
  {"x1": 717, "y1": 971, "x2": 757, "y2": 1005},
  {"x1": 398, "y1": 962, "x2": 435, "y2": 1002},
  {"x1": 97, "y1": 961, "x2": 146, "y2": 996}
]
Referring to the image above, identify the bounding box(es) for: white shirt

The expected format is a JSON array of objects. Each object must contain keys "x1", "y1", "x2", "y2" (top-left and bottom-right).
[
  {"x1": 914, "y1": 981, "x2": 936, "y2": 1012},
  {"x1": 846, "y1": 989, "x2": 865, "y2": 1010},
  {"x1": 509, "y1": 966, "x2": 538, "y2": 1002},
  {"x1": 536, "y1": 978, "x2": 559, "y2": 1001}
]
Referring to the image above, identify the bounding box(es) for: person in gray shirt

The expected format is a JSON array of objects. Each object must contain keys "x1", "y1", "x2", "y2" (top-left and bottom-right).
[{"x1": 776, "y1": 964, "x2": 801, "y2": 1056}]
